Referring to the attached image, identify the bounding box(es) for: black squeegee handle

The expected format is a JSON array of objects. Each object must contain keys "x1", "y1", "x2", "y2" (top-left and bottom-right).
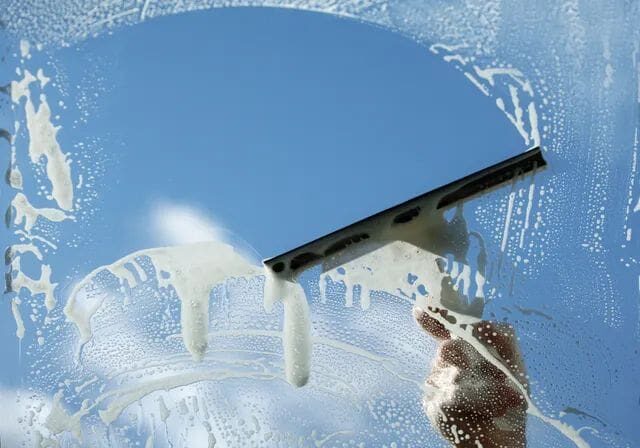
[{"x1": 263, "y1": 146, "x2": 545, "y2": 277}]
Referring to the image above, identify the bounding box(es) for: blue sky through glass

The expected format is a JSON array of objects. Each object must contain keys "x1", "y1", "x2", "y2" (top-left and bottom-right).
[
  {"x1": 65, "y1": 7, "x2": 523, "y2": 259},
  {"x1": 1, "y1": 3, "x2": 524, "y2": 390},
  {"x1": 2, "y1": 5, "x2": 640, "y2": 447}
]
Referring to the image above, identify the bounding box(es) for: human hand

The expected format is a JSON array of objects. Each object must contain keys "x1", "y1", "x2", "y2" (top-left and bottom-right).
[{"x1": 414, "y1": 306, "x2": 528, "y2": 447}]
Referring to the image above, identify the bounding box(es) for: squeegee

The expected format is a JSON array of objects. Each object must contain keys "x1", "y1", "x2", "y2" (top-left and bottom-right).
[{"x1": 263, "y1": 146, "x2": 546, "y2": 277}]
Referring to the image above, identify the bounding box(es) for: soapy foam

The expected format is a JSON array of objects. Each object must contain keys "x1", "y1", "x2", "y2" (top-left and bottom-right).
[
  {"x1": 10, "y1": 65, "x2": 73, "y2": 211},
  {"x1": 9, "y1": 258, "x2": 57, "y2": 311},
  {"x1": 25, "y1": 93, "x2": 74, "y2": 211},
  {"x1": 45, "y1": 390, "x2": 90, "y2": 439},
  {"x1": 15, "y1": 229, "x2": 58, "y2": 250},
  {"x1": 309, "y1": 211, "x2": 588, "y2": 447},
  {"x1": 65, "y1": 242, "x2": 261, "y2": 361},
  {"x1": 19, "y1": 39, "x2": 31, "y2": 58},
  {"x1": 10, "y1": 69, "x2": 36, "y2": 103},
  {"x1": 8, "y1": 242, "x2": 44, "y2": 261},
  {"x1": 11, "y1": 298, "x2": 26, "y2": 339},
  {"x1": 321, "y1": 243, "x2": 447, "y2": 310},
  {"x1": 97, "y1": 368, "x2": 275, "y2": 425},
  {"x1": 0, "y1": 389, "x2": 51, "y2": 446},
  {"x1": 11, "y1": 192, "x2": 71, "y2": 232},
  {"x1": 263, "y1": 272, "x2": 313, "y2": 387}
]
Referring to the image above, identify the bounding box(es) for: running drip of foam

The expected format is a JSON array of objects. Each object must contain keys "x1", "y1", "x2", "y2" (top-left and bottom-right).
[
  {"x1": 24, "y1": 93, "x2": 74, "y2": 210},
  {"x1": 11, "y1": 298, "x2": 26, "y2": 339},
  {"x1": 11, "y1": 68, "x2": 74, "y2": 211},
  {"x1": 65, "y1": 240, "x2": 314, "y2": 390},
  {"x1": 263, "y1": 272, "x2": 312, "y2": 387},
  {"x1": 65, "y1": 242, "x2": 261, "y2": 362}
]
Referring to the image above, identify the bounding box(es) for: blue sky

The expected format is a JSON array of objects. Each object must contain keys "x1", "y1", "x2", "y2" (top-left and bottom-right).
[{"x1": 66, "y1": 7, "x2": 523, "y2": 260}]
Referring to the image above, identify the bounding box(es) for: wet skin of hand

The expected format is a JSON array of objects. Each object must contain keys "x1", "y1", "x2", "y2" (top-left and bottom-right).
[{"x1": 414, "y1": 306, "x2": 528, "y2": 448}]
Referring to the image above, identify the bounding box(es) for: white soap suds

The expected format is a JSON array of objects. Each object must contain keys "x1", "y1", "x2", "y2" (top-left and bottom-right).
[
  {"x1": 474, "y1": 66, "x2": 533, "y2": 95},
  {"x1": 65, "y1": 242, "x2": 261, "y2": 361},
  {"x1": 9, "y1": 127, "x2": 24, "y2": 190},
  {"x1": 45, "y1": 390, "x2": 90, "y2": 440},
  {"x1": 527, "y1": 102, "x2": 541, "y2": 146},
  {"x1": 158, "y1": 396, "x2": 171, "y2": 423},
  {"x1": 463, "y1": 72, "x2": 490, "y2": 96},
  {"x1": 8, "y1": 164, "x2": 24, "y2": 190},
  {"x1": 264, "y1": 273, "x2": 313, "y2": 387},
  {"x1": 9, "y1": 243, "x2": 44, "y2": 261},
  {"x1": 321, "y1": 240, "x2": 485, "y2": 318},
  {"x1": 75, "y1": 376, "x2": 99, "y2": 393},
  {"x1": 98, "y1": 369, "x2": 274, "y2": 425},
  {"x1": 15, "y1": 229, "x2": 58, "y2": 250},
  {"x1": 11, "y1": 192, "x2": 70, "y2": 232},
  {"x1": 10, "y1": 49, "x2": 74, "y2": 212},
  {"x1": 11, "y1": 298, "x2": 26, "y2": 339},
  {"x1": 282, "y1": 285, "x2": 313, "y2": 386},
  {"x1": 429, "y1": 43, "x2": 468, "y2": 54},
  {"x1": 10, "y1": 260, "x2": 58, "y2": 311},
  {"x1": 472, "y1": 65, "x2": 541, "y2": 147},
  {"x1": 36, "y1": 68, "x2": 51, "y2": 88},
  {"x1": 25, "y1": 93, "x2": 74, "y2": 210},
  {"x1": 519, "y1": 182, "x2": 536, "y2": 248},
  {"x1": 321, "y1": 243, "x2": 445, "y2": 308},
  {"x1": 501, "y1": 191, "x2": 516, "y2": 252},
  {"x1": 11, "y1": 70, "x2": 36, "y2": 103},
  {"x1": 20, "y1": 39, "x2": 31, "y2": 58}
]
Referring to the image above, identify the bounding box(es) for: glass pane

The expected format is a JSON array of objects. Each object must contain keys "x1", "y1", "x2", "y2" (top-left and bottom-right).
[{"x1": 1, "y1": 2, "x2": 638, "y2": 447}]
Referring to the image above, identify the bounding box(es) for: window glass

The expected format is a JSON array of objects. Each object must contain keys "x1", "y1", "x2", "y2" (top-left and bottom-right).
[{"x1": 1, "y1": 2, "x2": 638, "y2": 447}]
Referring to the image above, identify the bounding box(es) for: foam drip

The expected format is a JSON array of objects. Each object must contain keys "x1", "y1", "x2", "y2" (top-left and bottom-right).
[{"x1": 65, "y1": 242, "x2": 261, "y2": 361}]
